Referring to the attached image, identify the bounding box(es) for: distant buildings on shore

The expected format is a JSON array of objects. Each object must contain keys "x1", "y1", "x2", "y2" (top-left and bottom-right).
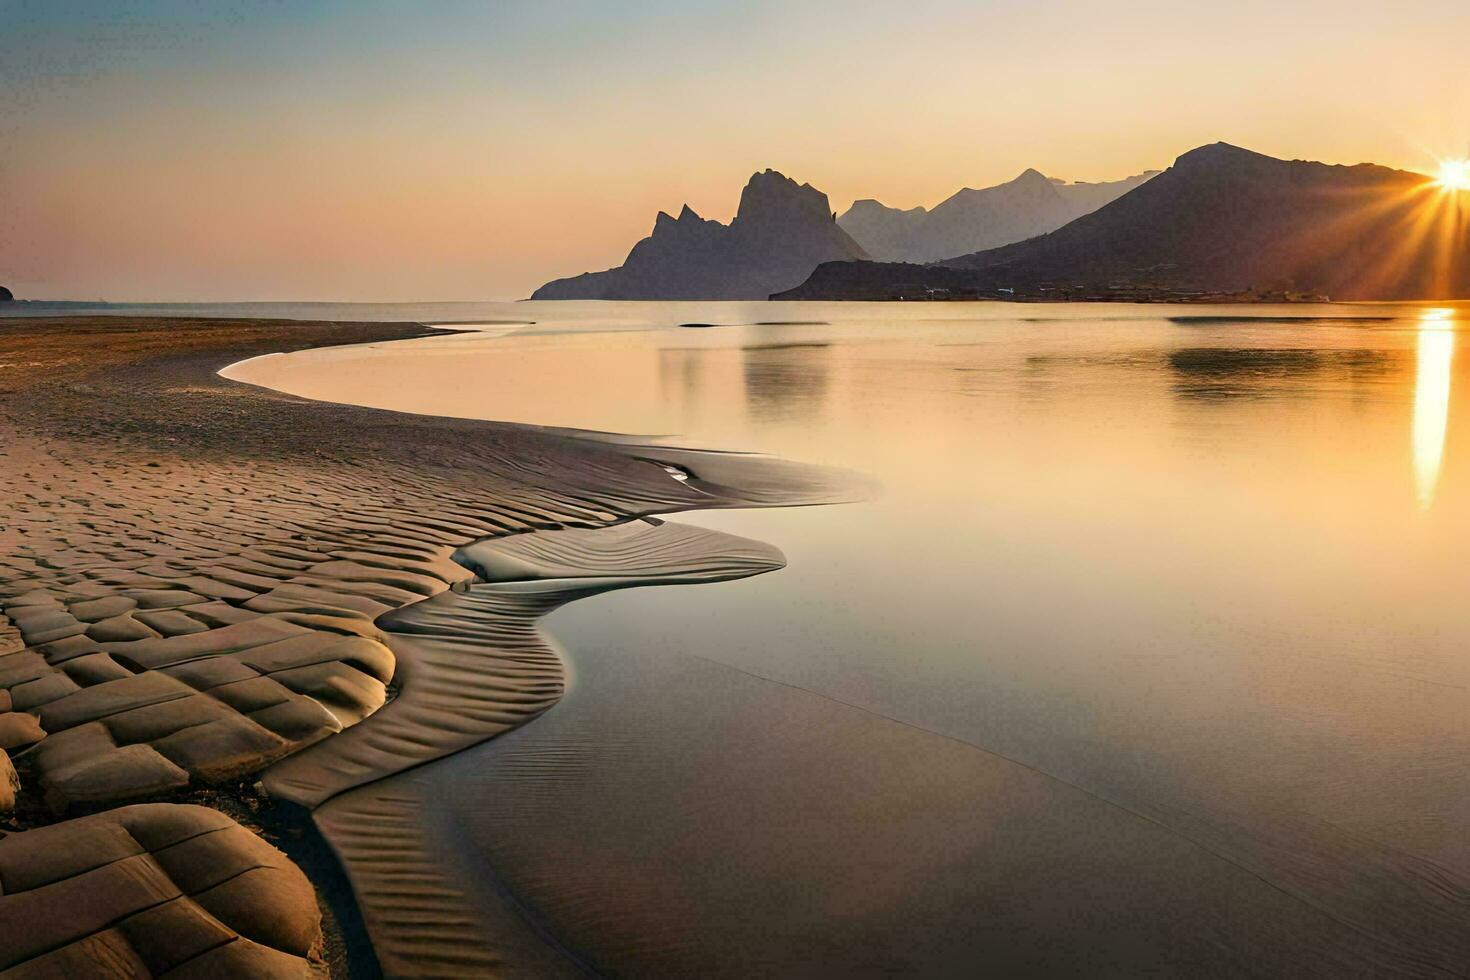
[{"x1": 887, "y1": 280, "x2": 1330, "y2": 303}]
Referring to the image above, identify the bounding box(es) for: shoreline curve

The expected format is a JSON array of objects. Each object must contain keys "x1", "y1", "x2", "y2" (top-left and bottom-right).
[{"x1": 0, "y1": 315, "x2": 856, "y2": 977}]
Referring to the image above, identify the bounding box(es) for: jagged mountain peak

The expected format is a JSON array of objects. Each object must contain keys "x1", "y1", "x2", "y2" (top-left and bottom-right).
[
  {"x1": 838, "y1": 166, "x2": 1157, "y2": 263},
  {"x1": 737, "y1": 169, "x2": 835, "y2": 224},
  {"x1": 532, "y1": 169, "x2": 865, "y2": 300},
  {"x1": 652, "y1": 204, "x2": 713, "y2": 236},
  {"x1": 785, "y1": 142, "x2": 1462, "y2": 302}
]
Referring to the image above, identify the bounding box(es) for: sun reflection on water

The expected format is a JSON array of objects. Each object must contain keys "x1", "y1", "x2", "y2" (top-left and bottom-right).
[{"x1": 1413, "y1": 308, "x2": 1455, "y2": 509}]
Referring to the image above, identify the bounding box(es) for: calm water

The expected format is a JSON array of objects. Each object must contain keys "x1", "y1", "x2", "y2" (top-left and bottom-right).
[{"x1": 232, "y1": 301, "x2": 1470, "y2": 974}]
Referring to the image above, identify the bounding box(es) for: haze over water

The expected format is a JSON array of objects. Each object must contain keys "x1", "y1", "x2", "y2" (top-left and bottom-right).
[{"x1": 231, "y1": 301, "x2": 1470, "y2": 973}]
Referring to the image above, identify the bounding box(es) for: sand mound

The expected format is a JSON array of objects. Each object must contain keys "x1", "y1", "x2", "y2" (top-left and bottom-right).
[{"x1": 0, "y1": 803, "x2": 325, "y2": 977}]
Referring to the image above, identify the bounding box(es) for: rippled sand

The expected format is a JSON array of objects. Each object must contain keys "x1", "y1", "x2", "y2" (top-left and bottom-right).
[
  {"x1": 9, "y1": 310, "x2": 1470, "y2": 977},
  {"x1": 0, "y1": 316, "x2": 850, "y2": 976}
]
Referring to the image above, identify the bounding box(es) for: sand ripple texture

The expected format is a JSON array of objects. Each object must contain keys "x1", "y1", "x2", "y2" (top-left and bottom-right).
[
  {"x1": 0, "y1": 803, "x2": 327, "y2": 977},
  {"x1": 300, "y1": 519, "x2": 788, "y2": 977},
  {"x1": 266, "y1": 519, "x2": 786, "y2": 808},
  {"x1": 0, "y1": 316, "x2": 845, "y2": 976}
]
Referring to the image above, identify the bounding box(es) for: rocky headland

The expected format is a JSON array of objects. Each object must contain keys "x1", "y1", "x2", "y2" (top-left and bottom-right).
[{"x1": 531, "y1": 170, "x2": 869, "y2": 300}]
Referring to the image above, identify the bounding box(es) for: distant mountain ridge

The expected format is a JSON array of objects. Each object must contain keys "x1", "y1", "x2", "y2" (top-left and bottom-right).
[
  {"x1": 531, "y1": 170, "x2": 869, "y2": 300},
  {"x1": 778, "y1": 143, "x2": 1468, "y2": 301},
  {"x1": 838, "y1": 169, "x2": 1158, "y2": 263}
]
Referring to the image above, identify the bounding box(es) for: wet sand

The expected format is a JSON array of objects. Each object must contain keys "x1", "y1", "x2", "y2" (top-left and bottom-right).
[
  {"x1": 0, "y1": 316, "x2": 844, "y2": 976},
  {"x1": 9, "y1": 312, "x2": 1470, "y2": 977}
]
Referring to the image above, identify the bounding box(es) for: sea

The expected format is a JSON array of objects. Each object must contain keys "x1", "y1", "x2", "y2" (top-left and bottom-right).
[{"x1": 187, "y1": 300, "x2": 1470, "y2": 973}]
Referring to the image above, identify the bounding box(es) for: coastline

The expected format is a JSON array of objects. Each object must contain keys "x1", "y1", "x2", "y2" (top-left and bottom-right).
[
  {"x1": 10, "y1": 310, "x2": 1469, "y2": 975},
  {"x1": 0, "y1": 316, "x2": 850, "y2": 976},
  {"x1": 203, "y1": 306, "x2": 1470, "y2": 977}
]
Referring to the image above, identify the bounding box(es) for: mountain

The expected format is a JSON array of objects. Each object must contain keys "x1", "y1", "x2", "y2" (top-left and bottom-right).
[
  {"x1": 838, "y1": 200, "x2": 929, "y2": 262},
  {"x1": 836, "y1": 169, "x2": 1157, "y2": 263},
  {"x1": 777, "y1": 143, "x2": 1468, "y2": 301},
  {"x1": 532, "y1": 170, "x2": 869, "y2": 300},
  {"x1": 0, "y1": 287, "x2": 12, "y2": 302}
]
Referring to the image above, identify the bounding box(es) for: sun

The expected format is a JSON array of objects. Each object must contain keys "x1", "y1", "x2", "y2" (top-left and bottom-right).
[{"x1": 1437, "y1": 159, "x2": 1470, "y2": 191}]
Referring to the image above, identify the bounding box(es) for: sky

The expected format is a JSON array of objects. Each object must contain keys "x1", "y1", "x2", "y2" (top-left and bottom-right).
[{"x1": 2, "y1": 0, "x2": 1468, "y2": 302}]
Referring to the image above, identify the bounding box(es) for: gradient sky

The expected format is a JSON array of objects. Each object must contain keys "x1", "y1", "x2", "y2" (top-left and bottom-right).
[{"x1": 3, "y1": 0, "x2": 1468, "y2": 301}]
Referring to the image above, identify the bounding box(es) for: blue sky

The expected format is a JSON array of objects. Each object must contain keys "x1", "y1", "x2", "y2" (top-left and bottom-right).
[{"x1": 3, "y1": 0, "x2": 1467, "y2": 299}]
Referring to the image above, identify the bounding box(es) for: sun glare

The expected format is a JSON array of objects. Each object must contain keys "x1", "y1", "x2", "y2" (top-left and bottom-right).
[
  {"x1": 1437, "y1": 159, "x2": 1470, "y2": 191},
  {"x1": 1413, "y1": 308, "x2": 1457, "y2": 510}
]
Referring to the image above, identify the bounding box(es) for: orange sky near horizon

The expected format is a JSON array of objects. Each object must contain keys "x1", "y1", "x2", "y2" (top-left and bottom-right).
[{"x1": 2, "y1": 1, "x2": 1468, "y2": 302}]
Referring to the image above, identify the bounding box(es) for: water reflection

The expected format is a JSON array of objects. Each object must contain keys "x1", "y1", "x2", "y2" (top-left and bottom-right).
[
  {"x1": 658, "y1": 347, "x2": 707, "y2": 433},
  {"x1": 229, "y1": 303, "x2": 1470, "y2": 973},
  {"x1": 1413, "y1": 308, "x2": 1456, "y2": 509},
  {"x1": 741, "y1": 341, "x2": 832, "y2": 423},
  {"x1": 1167, "y1": 347, "x2": 1393, "y2": 400}
]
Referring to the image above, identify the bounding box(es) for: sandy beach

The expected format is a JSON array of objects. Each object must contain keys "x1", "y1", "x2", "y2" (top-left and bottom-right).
[
  {"x1": 0, "y1": 316, "x2": 843, "y2": 977},
  {"x1": 8, "y1": 5, "x2": 1469, "y2": 976},
  {"x1": 6, "y1": 309, "x2": 1470, "y2": 978}
]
